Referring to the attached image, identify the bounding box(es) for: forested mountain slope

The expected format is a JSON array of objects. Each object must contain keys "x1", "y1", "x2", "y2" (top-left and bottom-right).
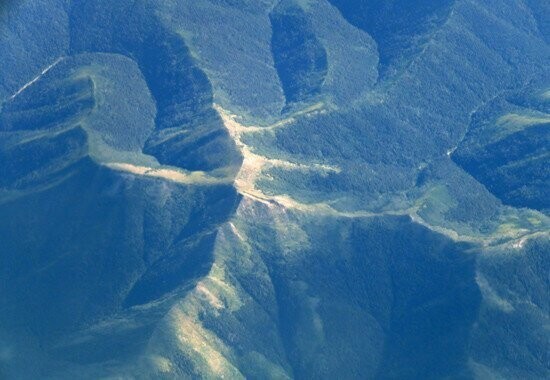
[{"x1": 0, "y1": 1, "x2": 548, "y2": 379}]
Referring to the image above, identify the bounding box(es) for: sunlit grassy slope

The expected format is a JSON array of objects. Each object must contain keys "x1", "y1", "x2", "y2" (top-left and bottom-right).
[{"x1": 0, "y1": 0, "x2": 548, "y2": 379}]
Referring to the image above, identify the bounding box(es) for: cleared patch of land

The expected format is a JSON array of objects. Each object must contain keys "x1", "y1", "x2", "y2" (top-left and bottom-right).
[{"x1": 106, "y1": 162, "x2": 230, "y2": 185}]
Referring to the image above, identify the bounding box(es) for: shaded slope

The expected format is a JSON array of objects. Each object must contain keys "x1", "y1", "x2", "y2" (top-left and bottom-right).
[
  {"x1": 0, "y1": 52, "x2": 156, "y2": 191},
  {"x1": 526, "y1": 0, "x2": 550, "y2": 43},
  {"x1": 242, "y1": 0, "x2": 549, "y2": 217},
  {"x1": 270, "y1": 1, "x2": 328, "y2": 106},
  {"x1": 144, "y1": 201, "x2": 481, "y2": 379},
  {"x1": 0, "y1": 160, "x2": 239, "y2": 375},
  {"x1": 0, "y1": 0, "x2": 548, "y2": 378},
  {"x1": 0, "y1": 0, "x2": 69, "y2": 100},
  {"x1": 471, "y1": 237, "x2": 550, "y2": 379},
  {"x1": 0, "y1": 1, "x2": 243, "y2": 377},
  {"x1": 453, "y1": 81, "x2": 550, "y2": 212},
  {"x1": 69, "y1": 0, "x2": 242, "y2": 173},
  {"x1": 328, "y1": 0, "x2": 454, "y2": 76}
]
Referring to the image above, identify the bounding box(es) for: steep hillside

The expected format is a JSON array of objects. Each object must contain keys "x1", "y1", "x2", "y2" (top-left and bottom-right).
[{"x1": 0, "y1": 0, "x2": 548, "y2": 379}]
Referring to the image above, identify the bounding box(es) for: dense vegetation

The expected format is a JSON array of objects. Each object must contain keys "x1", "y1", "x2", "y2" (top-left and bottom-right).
[{"x1": 0, "y1": 0, "x2": 548, "y2": 379}]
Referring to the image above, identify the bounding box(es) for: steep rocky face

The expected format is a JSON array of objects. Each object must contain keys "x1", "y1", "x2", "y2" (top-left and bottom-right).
[{"x1": 0, "y1": 0, "x2": 548, "y2": 379}]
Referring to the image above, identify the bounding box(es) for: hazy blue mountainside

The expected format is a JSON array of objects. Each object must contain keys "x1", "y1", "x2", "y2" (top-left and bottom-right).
[
  {"x1": 452, "y1": 78, "x2": 550, "y2": 212},
  {"x1": 0, "y1": 0, "x2": 548, "y2": 379}
]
